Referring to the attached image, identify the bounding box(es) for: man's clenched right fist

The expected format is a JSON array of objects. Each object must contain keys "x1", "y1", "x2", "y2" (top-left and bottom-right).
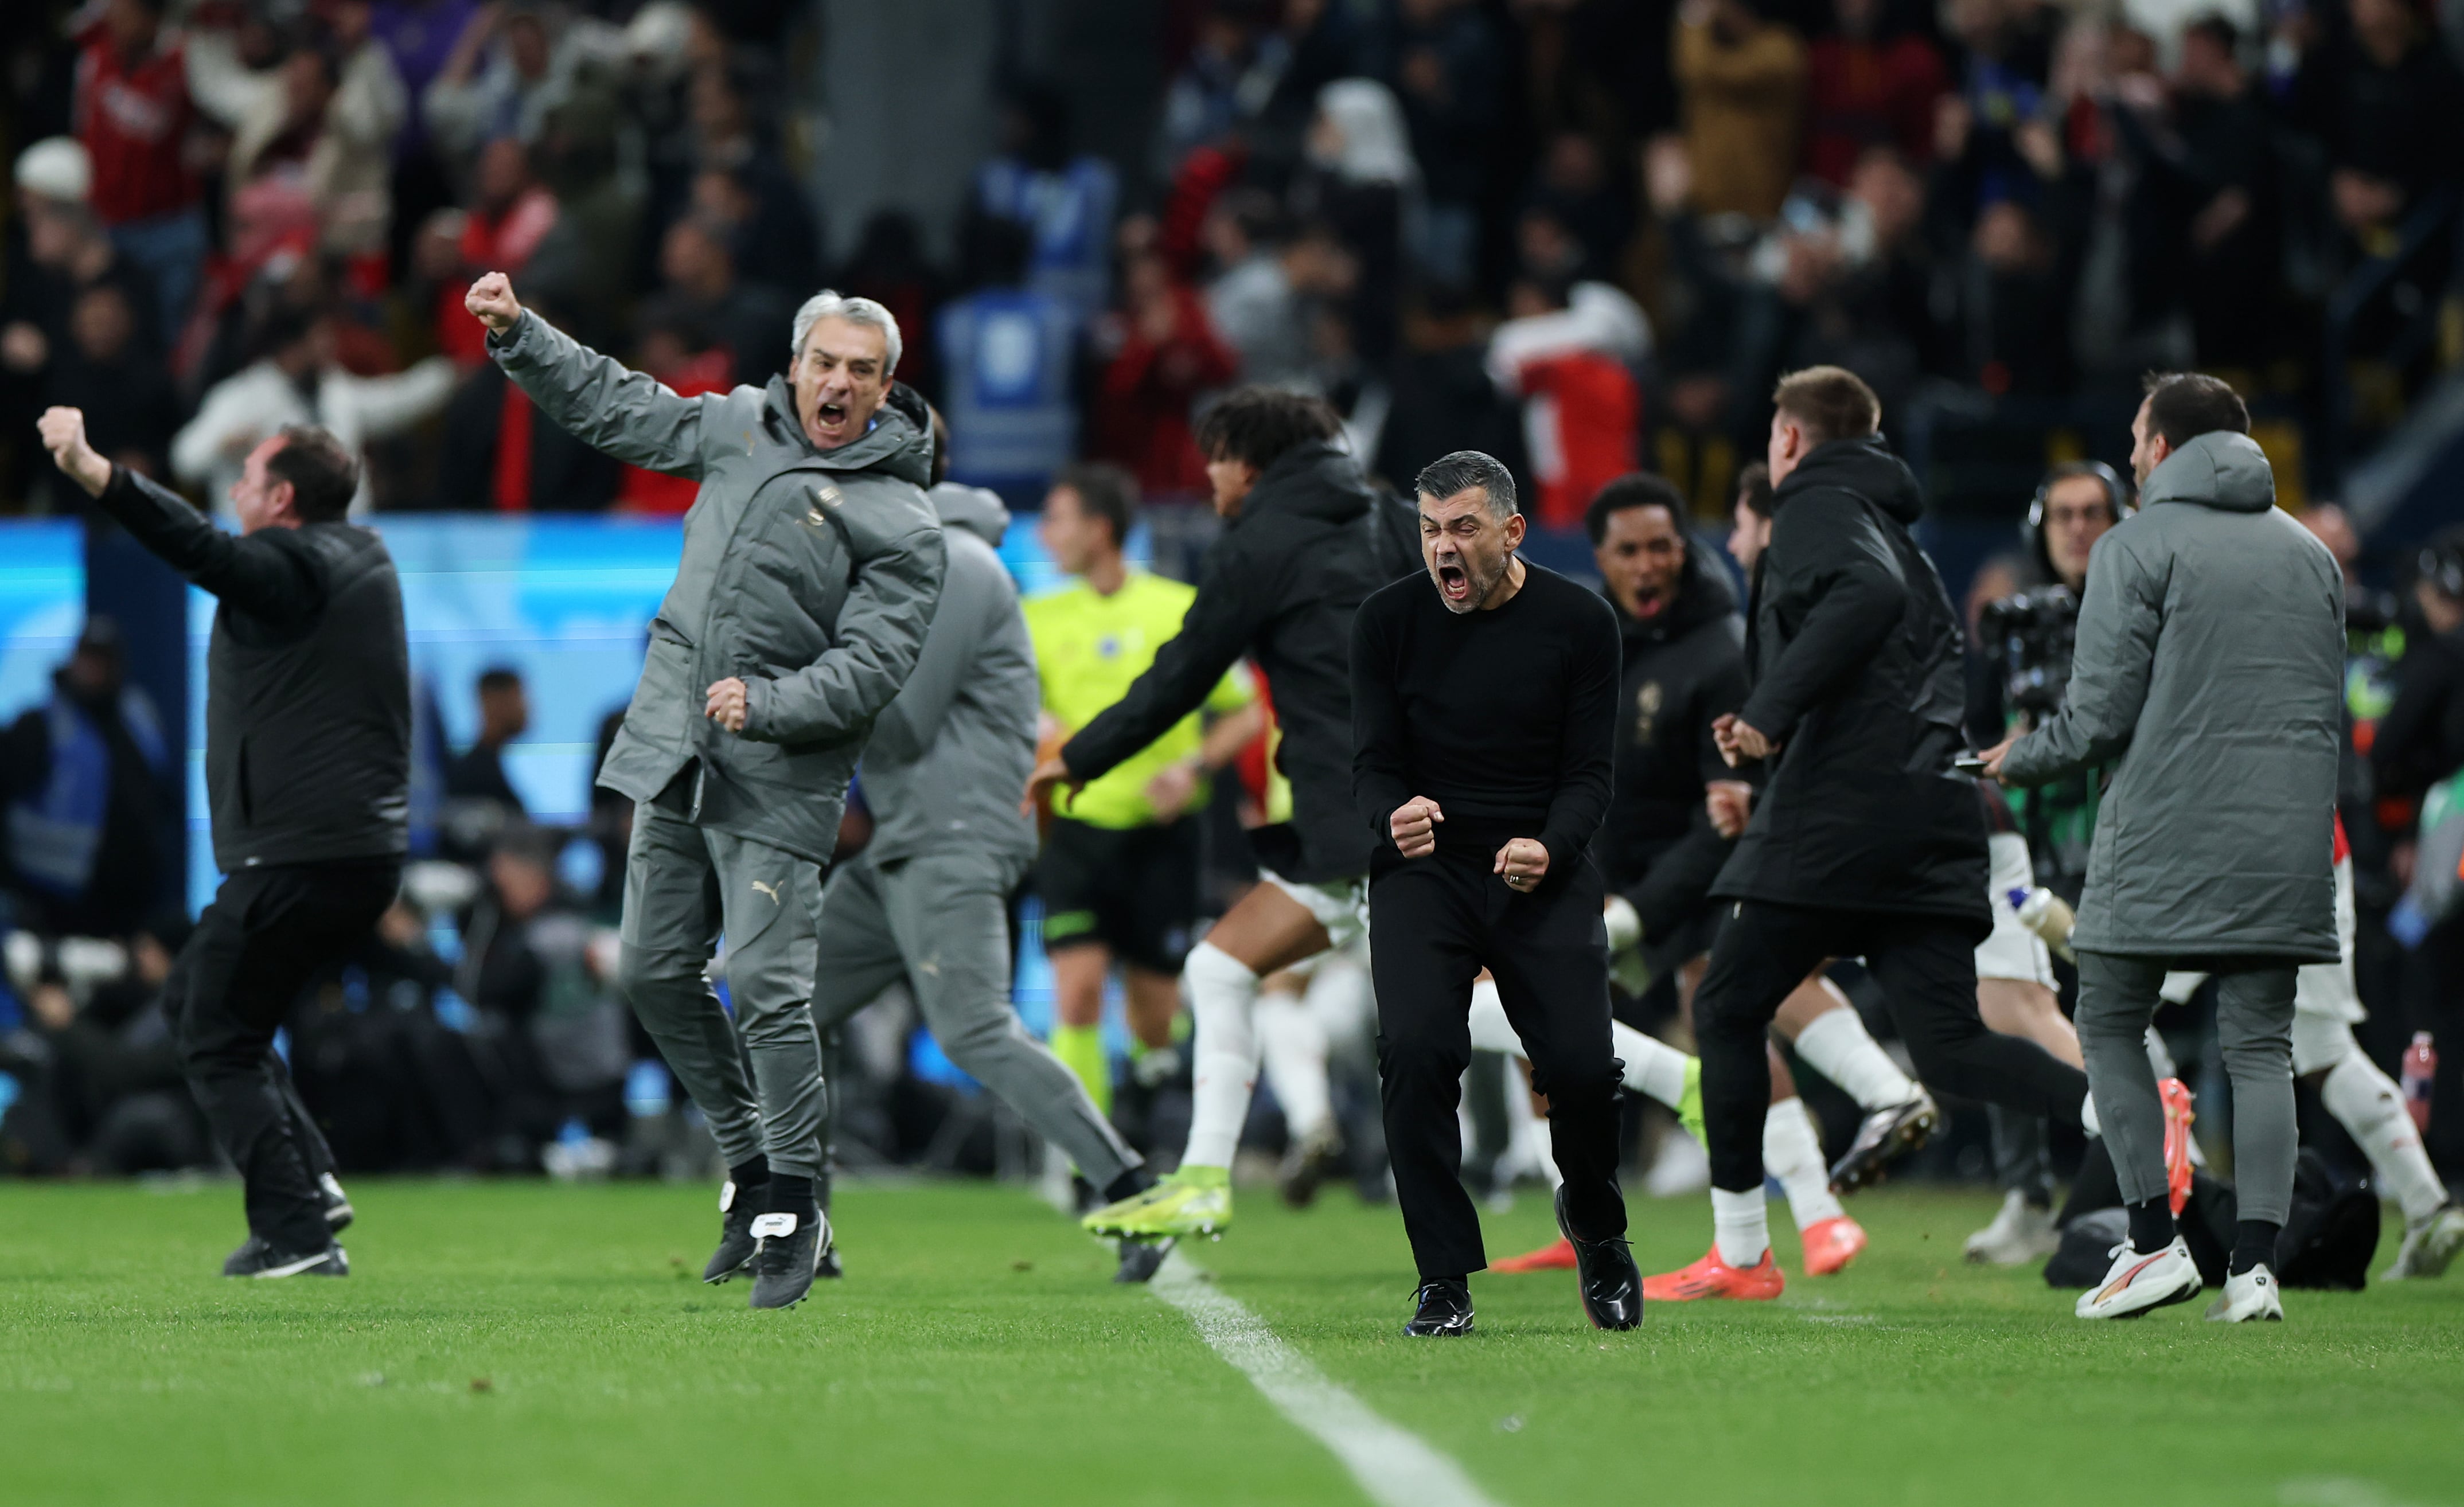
[
  {"x1": 465, "y1": 271, "x2": 522, "y2": 333},
  {"x1": 1389, "y1": 795, "x2": 1444, "y2": 859}
]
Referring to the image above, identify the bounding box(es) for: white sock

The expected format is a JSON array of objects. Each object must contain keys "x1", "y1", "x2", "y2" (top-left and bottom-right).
[
  {"x1": 1613, "y1": 1020, "x2": 1692, "y2": 1110},
  {"x1": 2144, "y1": 1025, "x2": 2178, "y2": 1080},
  {"x1": 1791, "y1": 1005, "x2": 1917, "y2": 1112},
  {"x1": 1710, "y1": 1185, "x2": 1771, "y2": 1267},
  {"x1": 1530, "y1": 1115, "x2": 1564, "y2": 1190},
  {"x1": 2081, "y1": 1090, "x2": 2100, "y2": 1138},
  {"x1": 1182, "y1": 942, "x2": 1263, "y2": 1170},
  {"x1": 1256, "y1": 991, "x2": 1334, "y2": 1142},
  {"x1": 1765, "y1": 1097, "x2": 1843, "y2": 1228},
  {"x1": 1467, "y1": 978, "x2": 1518, "y2": 1052},
  {"x1": 2322, "y1": 1049, "x2": 2449, "y2": 1223}
]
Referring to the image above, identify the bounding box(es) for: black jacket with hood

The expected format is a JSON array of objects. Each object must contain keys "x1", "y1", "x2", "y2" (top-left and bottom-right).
[
  {"x1": 1711, "y1": 436, "x2": 1990, "y2": 932},
  {"x1": 1061, "y1": 440, "x2": 1405, "y2": 885},
  {"x1": 1599, "y1": 551, "x2": 1750, "y2": 937}
]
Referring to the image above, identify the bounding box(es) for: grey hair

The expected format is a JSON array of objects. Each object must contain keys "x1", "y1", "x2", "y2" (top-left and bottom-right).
[
  {"x1": 790, "y1": 289, "x2": 902, "y2": 375},
  {"x1": 1415, "y1": 450, "x2": 1519, "y2": 520}
]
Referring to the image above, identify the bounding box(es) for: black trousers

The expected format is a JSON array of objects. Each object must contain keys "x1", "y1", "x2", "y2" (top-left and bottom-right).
[
  {"x1": 1694, "y1": 899, "x2": 2091, "y2": 1194},
  {"x1": 172, "y1": 858, "x2": 400, "y2": 1249},
  {"x1": 1369, "y1": 850, "x2": 1627, "y2": 1279}
]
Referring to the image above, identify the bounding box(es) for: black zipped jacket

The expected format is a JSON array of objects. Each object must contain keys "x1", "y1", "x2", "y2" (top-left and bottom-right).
[
  {"x1": 1599, "y1": 552, "x2": 1750, "y2": 936},
  {"x1": 1061, "y1": 440, "x2": 1406, "y2": 884},
  {"x1": 93, "y1": 466, "x2": 409, "y2": 873},
  {"x1": 1711, "y1": 437, "x2": 1990, "y2": 933}
]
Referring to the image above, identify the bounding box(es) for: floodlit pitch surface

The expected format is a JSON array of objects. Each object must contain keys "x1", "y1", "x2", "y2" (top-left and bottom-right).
[{"x1": 2, "y1": 1179, "x2": 2458, "y2": 1506}]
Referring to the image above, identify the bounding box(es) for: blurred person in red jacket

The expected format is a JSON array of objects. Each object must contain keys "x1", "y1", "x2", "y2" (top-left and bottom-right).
[
  {"x1": 1094, "y1": 249, "x2": 1237, "y2": 500},
  {"x1": 614, "y1": 311, "x2": 733, "y2": 514},
  {"x1": 1802, "y1": 0, "x2": 1948, "y2": 188},
  {"x1": 1485, "y1": 271, "x2": 1646, "y2": 531},
  {"x1": 423, "y1": 138, "x2": 559, "y2": 365},
  {"x1": 72, "y1": 0, "x2": 208, "y2": 336}
]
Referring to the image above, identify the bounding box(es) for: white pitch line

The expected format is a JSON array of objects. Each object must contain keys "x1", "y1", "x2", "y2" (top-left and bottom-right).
[{"x1": 1148, "y1": 1251, "x2": 1506, "y2": 1507}]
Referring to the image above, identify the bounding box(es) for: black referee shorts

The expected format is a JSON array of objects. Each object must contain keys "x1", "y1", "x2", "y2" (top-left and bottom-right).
[{"x1": 1035, "y1": 815, "x2": 1201, "y2": 975}]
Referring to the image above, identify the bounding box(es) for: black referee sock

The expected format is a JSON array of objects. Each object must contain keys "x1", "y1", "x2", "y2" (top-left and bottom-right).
[
  {"x1": 2126, "y1": 1197, "x2": 2176, "y2": 1255},
  {"x1": 728, "y1": 1155, "x2": 770, "y2": 1194},
  {"x1": 1102, "y1": 1167, "x2": 1155, "y2": 1206},
  {"x1": 768, "y1": 1173, "x2": 814, "y2": 1213},
  {"x1": 2229, "y1": 1219, "x2": 2280, "y2": 1276}
]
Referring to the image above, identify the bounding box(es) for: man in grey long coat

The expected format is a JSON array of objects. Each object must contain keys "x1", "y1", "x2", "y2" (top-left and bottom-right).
[
  {"x1": 1986, "y1": 373, "x2": 2343, "y2": 1323},
  {"x1": 810, "y1": 458, "x2": 1160, "y2": 1279},
  {"x1": 465, "y1": 271, "x2": 945, "y2": 1311}
]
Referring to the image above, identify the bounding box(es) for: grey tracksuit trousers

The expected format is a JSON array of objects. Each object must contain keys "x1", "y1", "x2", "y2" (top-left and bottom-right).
[
  {"x1": 617, "y1": 784, "x2": 826, "y2": 1180},
  {"x1": 812, "y1": 848, "x2": 1139, "y2": 1189},
  {"x1": 2076, "y1": 951, "x2": 2298, "y2": 1225}
]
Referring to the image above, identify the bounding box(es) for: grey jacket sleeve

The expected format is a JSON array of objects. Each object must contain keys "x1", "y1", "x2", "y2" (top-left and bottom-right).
[
  {"x1": 2004, "y1": 533, "x2": 2159, "y2": 785},
  {"x1": 488, "y1": 310, "x2": 714, "y2": 477},
  {"x1": 742, "y1": 517, "x2": 948, "y2": 745},
  {"x1": 867, "y1": 540, "x2": 1005, "y2": 762}
]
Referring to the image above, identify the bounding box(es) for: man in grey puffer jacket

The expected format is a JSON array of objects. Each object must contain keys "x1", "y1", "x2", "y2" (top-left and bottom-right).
[
  {"x1": 466, "y1": 271, "x2": 944, "y2": 1310},
  {"x1": 1987, "y1": 373, "x2": 2342, "y2": 1323},
  {"x1": 811, "y1": 452, "x2": 1158, "y2": 1278}
]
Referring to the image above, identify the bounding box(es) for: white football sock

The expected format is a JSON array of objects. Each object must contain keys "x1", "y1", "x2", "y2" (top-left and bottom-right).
[
  {"x1": 1467, "y1": 978, "x2": 1517, "y2": 1052},
  {"x1": 1181, "y1": 941, "x2": 1263, "y2": 1170},
  {"x1": 1711, "y1": 1185, "x2": 1771, "y2": 1268},
  {"x1": 1791, "y1": 1004, "x2": 1917, "y2": 1112},
  {"x1": 2145, "y1": 1025, "x2": 2178, "y2": 1080},
  {"x1": 1256, "y1": 990, "x2": 1335, "y2": 1142},
  {"x1": 1613, "y1": 1020, "x2": 1692, "y2": 1110},
  {"x1": 1765, "y1": 1096, "x2": 1843, "y2": 1229},
  {"x1": 2322, "y1": 1049, "x2": 2449, "y2": 1223}
]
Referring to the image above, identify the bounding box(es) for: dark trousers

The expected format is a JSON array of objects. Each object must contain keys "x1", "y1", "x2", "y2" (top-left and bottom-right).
[
  {"x1": 172, "y1": 858, "x2": 400, "y2": 1250},
  {"x1": 1694, "y1": 899, "x2": 2091, "y2": 1194},
  {"x1": 1369, "y1": 850, "x2": 1627, "y2": 1279}
]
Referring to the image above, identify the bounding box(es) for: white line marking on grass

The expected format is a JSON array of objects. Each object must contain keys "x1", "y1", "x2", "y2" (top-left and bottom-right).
[{"x1": 1148, "y1": 1252, "x2": 1506, "y2": 1507}]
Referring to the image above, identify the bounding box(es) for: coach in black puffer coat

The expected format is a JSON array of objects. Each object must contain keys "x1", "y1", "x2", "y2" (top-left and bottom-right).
[{"x1": 1711, "y1": 434, "x2": 1989, "y2": 935}]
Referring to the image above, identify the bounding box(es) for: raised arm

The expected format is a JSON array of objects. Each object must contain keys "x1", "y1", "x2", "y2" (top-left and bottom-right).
[
  {"x1": 740, "y1": 518, "x2": 947, "y2": 746},
  {"x1": 1058, "y1": 542, "x2": 1273, "y2": 784},
  {"x1": 470, "y1": 274, "x2": 714, "y2": 477}
]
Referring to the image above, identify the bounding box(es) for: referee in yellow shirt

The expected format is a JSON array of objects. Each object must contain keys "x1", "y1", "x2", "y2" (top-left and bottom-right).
[{"x1": 1024, "y1": 463, "x2": 1262, "y2": 1120}]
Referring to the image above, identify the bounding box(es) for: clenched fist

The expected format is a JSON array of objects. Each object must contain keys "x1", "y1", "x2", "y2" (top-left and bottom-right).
[
  {"x1": 705, "y1": 677, "x2": 749, "y2": 732},
  {"x1": 36, "y1": 407, "x2": 110, "y2": 497},
  {"x1": 465, "y1": 271, "x2": 523, "y2": 333},
  {"x1": 1389, "y1": 795, "x2": 1444, "y2": 859}
]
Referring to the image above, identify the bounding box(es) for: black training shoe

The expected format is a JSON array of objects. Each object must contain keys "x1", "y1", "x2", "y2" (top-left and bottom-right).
[
  {"x1": 1114, "y1": 1236, "x2": 1176, "y2": 1285},
  {"x1": 1556, "y1": 1189, "x2": 1643, "y2": 1331},
  {"x1": 702, "y1": 1180, "x2": 762, "y2": 1284},
  {"x1": 748, "y1": 1204, "x2": 827, "y2": 1310},
  {"x1": 1278, "y1": 1129, "x2": 1347, "y2": 1210},
  {"x1": 318, "y1": 1173, "x2": 355, "y2": 1233},
  {"x1": 1827, "y1": 1090, "x2": 1940, "y2": 1195},
  {"x1": 816, "y1": 1236, "x2": 843, "y2": 1280},
  {"x1": 223, "y1": 1236, "x2": 349, "y2": 1278},
  {"x1": 1402, "y1": 1279, "x2": 1475, "y2": 1337}
]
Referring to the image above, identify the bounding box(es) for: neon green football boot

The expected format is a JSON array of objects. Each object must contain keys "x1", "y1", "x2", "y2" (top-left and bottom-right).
[
  {"x1": 1678, "y1": 1056, "x2": 1706, "y2": 1145},
  {"x1": 1082, "y1": 1164, "x2": 1233, "y2": 1240}
]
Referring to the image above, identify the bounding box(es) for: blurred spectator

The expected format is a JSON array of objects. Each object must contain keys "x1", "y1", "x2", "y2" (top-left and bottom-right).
[
  {"x1": 1093, "y1": 251, "x2": 1237, "y2": 499},
  {"x1": 2, "y1": 913, "x2": 200, "y2": 1174},
  {"x1": 1374, "y1": 284, "x2": 1526, "y2": 495},
  {"x1": 1376, "y1": 0, "x2": 1504, "y2": 284},
  {"x1": 171, "y1": 304, "x2": 454, "y2": 516},
  {"x1": 936, "y1": 214, "x2": 1077, "y2": 506},
  {"x1": 1803, "y1": 0, "x2": 1948, "y2": 187},
  {"x1": 612, "y1": 312, "x2": 730, "y2": 514},
  {"x1": 422, "y1": 0, "x2": 618, "y2": 169},
  {"x1": 1291, "y1": 79, "x2": 1413, "y2": 365},
  {"x1": 835, "y1": 211, "x2": 945, "y2": 400},
  {"x1": 71, "y1": 0, "x2": 206, "y2": 337},
  {"x1": 977, "y1": 83, "x2": 1120, "y2": 326},
  {"x1": 0, "y1": 619, "x2": 171, "y2": 939},
  {"x1": 1674, "y1": 0, "x2": 1810, "y2": 221},
  {"x1": 2375, "y1": 532, "x2": 2464, "y2": 809},
  {"x1": 185, "y1": 4, "x2": 409, "y2": 268},
  {"x1": 2318, "y1": 0, "x2": 2464, "y2": 244},
  {"x1": 422, "y1": 138, "x2": 558, "y2": 365},
  {"x1": 432, "y1": 338, "x2": 615, "y2": 512},
  {"x1": 42, "y1": 283, "x2": 180, "y2": 483},
  {"x1": 646, "y1": 62, "x2": 818, "y2": 301},
  {"x1": 1155, "y1": 3, "x2": 1288, "y2": 177},
  {"x1": 446, "y1": 666, "x2": 528, "y2": 811},
  {"x1": 1203, "y1": 189, "x2": 1312, "y2": 388},
  {"x1": 1486, "y1": 273, "x2": 1647, "y2": 530},
  {"x1": 2161, "y1": 16, "x2": 2281, "y2": 369},
  {"x1": 645, "y1": 215, "x2": 789, "y2": 388},
  {"x1": 1518, "y1": 132, "x2": 1633, "y2": 284}
]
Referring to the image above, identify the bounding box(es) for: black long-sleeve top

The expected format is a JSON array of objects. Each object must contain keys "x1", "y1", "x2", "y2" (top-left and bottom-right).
[
  {"x1": 94, "y1": 466, "x2": 328, "y2": 627},
  {"x1": 1351, "y1": 561, "x2": 1620, "y2": 876}
]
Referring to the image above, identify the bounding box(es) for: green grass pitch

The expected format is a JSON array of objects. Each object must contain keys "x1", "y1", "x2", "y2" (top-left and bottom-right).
[{"x1": 2, "y1": 1177, "x2": 2459, "y2": 1506}]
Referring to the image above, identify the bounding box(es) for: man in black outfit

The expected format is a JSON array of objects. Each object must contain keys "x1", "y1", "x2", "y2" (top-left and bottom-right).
[
  {"x1": 1674, "y1": 367, "x2": 2092, "y2": 1291},
  {"x1": 38, "y1": 405, "x2": 409, "y2": 1279},
  {"x1": 1352, "y1": 448, "x2": 1643, "y2": 1337}
]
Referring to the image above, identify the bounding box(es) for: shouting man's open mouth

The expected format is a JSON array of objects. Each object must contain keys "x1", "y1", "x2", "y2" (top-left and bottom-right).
[{"x1": 1435, "y1": 559, "x2": 1471, "y2": 606}]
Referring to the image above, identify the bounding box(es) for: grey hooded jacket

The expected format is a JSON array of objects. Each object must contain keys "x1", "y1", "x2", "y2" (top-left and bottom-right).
[
  {"x1": 2003, "y1": 431, "x2": 2343, "y2": 960},
  {"x1": 489, "y1": 310, "x2": 945, "y2": 866},
  {"x1": 857, "y1": 483, "x2": 1040, "y2": 869}
]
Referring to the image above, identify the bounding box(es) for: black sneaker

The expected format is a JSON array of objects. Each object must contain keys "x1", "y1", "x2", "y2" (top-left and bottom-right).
[
  {"x1": 1556, "y1": 1188, "x2": 1642, "y2": 1331},
  {"x1": 1402, "y1": 1279, "x2": 1474, "y2": 1337},
  {"x1": 816, "y1": 1239, "x2": 843, "y2": 1280},
  {"x1": 223, "y1": 1236, "x2": 349, "y2": 1278},
  {"x1": 1114, "y1": 1236, "x2": 1175, "y2": 1285},
  {"x1": 1277, "y1": 1129, "x2": 1347, "y2": 1210},
  {"x1": 702, "y1": 1179, "x2": 763, "y2": 1284},
  {"x1": 748, "y1": 1204, "x2": 827, "y2": 1310},
  {"x1": 318, "y1": 1174, "x2": 355, "y2": 1233},
  {"x1": 1827, "y1": 1091, "x2": 1941, "y2": 1194}
]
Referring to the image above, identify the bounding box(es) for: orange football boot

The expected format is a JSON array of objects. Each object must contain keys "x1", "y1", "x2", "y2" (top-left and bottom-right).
[
  {"x1": 1799, "y1": 1215, "x2": 1866, "y2": 1276},
  {"x1": 1490, "y1": 1237, "x2": 1579, "y2": 1274},
  {"x1": 1641, "y1": 1245, "x2": 1785, "y2": 1302},
  {"x1": 2159, "y1": 1077, "x2": 2196, "y2": 1217}
]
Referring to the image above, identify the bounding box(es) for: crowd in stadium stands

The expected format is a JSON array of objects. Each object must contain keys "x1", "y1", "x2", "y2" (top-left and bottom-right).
[{"x1": 0, "y1": 0, "x2": 2460, "y2": 1193}]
